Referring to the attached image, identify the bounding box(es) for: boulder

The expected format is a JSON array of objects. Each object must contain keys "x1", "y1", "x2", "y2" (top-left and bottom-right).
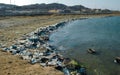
[
  {"x1": 114, "y1": 57, "x2": 120, "y2": 64},
  {"x1": 2, "y1": 48, "x2": 10, "y2": 52},
  {"x1": 87, "y1": 48, "x2": 96, "y2": 54},
  {"x1": 30, "y1": 58, "x2": 37, "y2": 64}
]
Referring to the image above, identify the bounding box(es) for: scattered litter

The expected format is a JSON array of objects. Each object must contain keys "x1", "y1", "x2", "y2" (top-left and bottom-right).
[{"x1": 2, "y1": 20, "x2": 86, "y2": 75}]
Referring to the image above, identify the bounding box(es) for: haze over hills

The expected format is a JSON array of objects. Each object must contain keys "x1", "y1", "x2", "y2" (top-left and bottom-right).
[{"x1": 0, "y1": 3, "x2": 117, "y2": 16}]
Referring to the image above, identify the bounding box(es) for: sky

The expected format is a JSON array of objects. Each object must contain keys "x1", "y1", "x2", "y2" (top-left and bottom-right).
[{"x1": 0, "y1": 0, "x2": 120, "y2": 10}]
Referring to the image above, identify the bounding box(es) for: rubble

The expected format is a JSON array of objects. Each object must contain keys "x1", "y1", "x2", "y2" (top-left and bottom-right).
[{"x1": 2, "y1": 20, "x2": 87, "y2": 75}]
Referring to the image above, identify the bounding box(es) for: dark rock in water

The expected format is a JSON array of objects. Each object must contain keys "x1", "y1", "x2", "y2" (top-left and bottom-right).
[
  {"x1": 114, "y1": 57, "x2": 120, "y2": 64},
  {"x1": 48, "y1": 26, "x2": 56, "y2": 31},
  {"x1": 40, "y1": 35, "x2": 49, "y2": 41},
  {"x1": 43, "y1": 36, "x2": 49, "y2": 41},
  {"x1": 56, "y1": 22, "x2": 66, "y2": 28},
  {"x1": 87, "y1": 48, "x2": 96, "y2": 54},
  {"x1": 48, "y1": 45, "x2": 56, "y2": 50}
]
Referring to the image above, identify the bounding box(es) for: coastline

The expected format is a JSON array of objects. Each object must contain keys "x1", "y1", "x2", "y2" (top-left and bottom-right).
[
  {"x1": 2, "y1": 18, "x2": 87, "y2": 75},
  {"x1": 0, "y1": 13, "x2": 120, "y2": 74}
]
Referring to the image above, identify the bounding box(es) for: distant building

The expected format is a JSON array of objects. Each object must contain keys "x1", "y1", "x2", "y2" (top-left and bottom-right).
[
  {"x1": 48, "y1": 9, "x2": 62, "y2": 13},
  {"x1": 71, "y1": 11, "x2": 81, "y2": 14},
  {"x1": 48, "y1": 9, "x2": 71, "y2": 14},
  {"x1": 59, "y1": 9, "x2": 71, "y2": 14}
]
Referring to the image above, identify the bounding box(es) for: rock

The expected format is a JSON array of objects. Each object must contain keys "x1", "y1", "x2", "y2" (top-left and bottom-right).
[
  {"x1": 2, "y1": 20, "x2": 83, "y2": 75},
  {"x1": 47, "y1": 58, "x2": 58, "y2": 66},
  {"x1": 43, "y1": 49, "x2": 55, "y2": 56},
  {"x1": 63, "y1": 58, "x2": 71, "y2": 65},
  {"x1": 39, "y1": 52, "x2": 44, "y2": 56},
  {"x1": 10, "y1": 45, "x2": 17, "y2": 49},
  {"x1": 114, "y1": 57, "x2": 120, "y2": 64},
  {"x1": 1, "y1": 44, "x2": 7, "y2": 48},
  {"x1": 30, "y1": 58, "x2": 37, "y2": 64},
  {"x1": 18, "y1": 40, "x2": 27, "y2": 45},
  {"x1": 57, "y1": 61, "x2": 63, "y2": 66},
  {"x1": 63, "y1": 67, "x2": 70, "y2": 75},
  {"x1": 11, "y1": 50, "x2": 17, "y2": 55},
  {"x1": 40, "y1": 58, "x2": 49, "y2": 63},
  {"x1": 40, "y1": 35, "x2": 49, "y2": 41},
  {"x1": 2, "y1": 48, "x2": 10, "y2": 52},
  {"x1": 48, "y1": 45, "x2": 56, "y2": 50},
  {"x1": 55, "y1": 66, "x2": 63, "y2": 71},
  {"x1": 22, "y1": 55, "x2": 31, "y2": 60},
  {"x1": 40, "y1": 63, "x2": 46, "y2": 67},
  {"x1": 17, "y1": 45, "x2": 25, "y2": 51},
  {"x1": 48, "y1": 26, "x2": 56, "y2": 31},
  {"x1": 29, "y1": 35, "x2": 40, "y2": 43},
  {"x1": 87, "y1": 48, "x2": 96, "y2": 54}
]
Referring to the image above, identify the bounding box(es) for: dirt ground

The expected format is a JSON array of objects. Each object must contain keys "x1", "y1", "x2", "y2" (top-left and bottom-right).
[{"x1": 0, "y1": 14, "x2": 119, "y2": 75}]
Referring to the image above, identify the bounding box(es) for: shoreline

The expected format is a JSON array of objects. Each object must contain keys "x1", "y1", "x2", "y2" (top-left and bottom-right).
[
  {"x1": 0, "y1": 13, "x2": 119, "y2": 75},
  {"x1": 2, "y1": 18, "x2": 87, "y2": 75}
]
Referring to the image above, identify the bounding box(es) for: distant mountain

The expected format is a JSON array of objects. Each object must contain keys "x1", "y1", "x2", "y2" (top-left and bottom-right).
[
  {"x1": 69, "y1": 5, "x2": 89, "y2": 11},
  {"x1": 0, "y1": 3, "x2": 17, "y2": 9},
  {"x1": 0, "y1": 3, "x2": 114, "y2": 16},
  {"x1": 17, "y1": 3, "x2": 89, "y2": 11},
  {"x1": 19, "y1": 3, "x2": 68, "y2": 11}
]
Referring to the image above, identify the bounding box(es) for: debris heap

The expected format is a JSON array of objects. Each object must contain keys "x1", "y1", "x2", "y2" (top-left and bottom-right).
[{"x1": 2, "y1": 20, "x2": 87, "y2": 75}]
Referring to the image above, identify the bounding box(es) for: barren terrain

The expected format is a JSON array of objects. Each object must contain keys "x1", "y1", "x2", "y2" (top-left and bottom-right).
[{"x1": 0, "y1": 14, "x2": 120, "y2": 75}]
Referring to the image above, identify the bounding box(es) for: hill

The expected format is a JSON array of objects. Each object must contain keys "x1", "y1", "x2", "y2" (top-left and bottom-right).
[{"x1": 0, "y1": 3, "x2": 113, "y2": 16}]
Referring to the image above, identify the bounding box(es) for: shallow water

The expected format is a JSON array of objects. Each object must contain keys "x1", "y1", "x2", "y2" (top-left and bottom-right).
[{"x1": 49, "y1": 16, "x2": 120, "y2": 75}]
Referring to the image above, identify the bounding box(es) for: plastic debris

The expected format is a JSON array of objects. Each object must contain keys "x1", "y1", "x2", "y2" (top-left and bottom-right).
[{"x1": 2, "y1": 20, "x2": 85, "y2": 75}]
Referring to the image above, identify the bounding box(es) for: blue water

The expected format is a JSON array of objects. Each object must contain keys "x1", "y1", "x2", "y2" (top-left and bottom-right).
[{"x1": 49, "y1": 16, "x2": 120, "y2": 75}]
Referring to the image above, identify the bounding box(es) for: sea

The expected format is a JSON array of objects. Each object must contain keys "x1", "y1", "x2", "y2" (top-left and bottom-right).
[{"x1": 49, "y1": 16, "x2": 120, "y2": 75}]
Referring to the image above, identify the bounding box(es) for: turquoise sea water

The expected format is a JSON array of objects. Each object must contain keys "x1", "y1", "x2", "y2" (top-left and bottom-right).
[{"x1": 49, "y1": 16, "x2": 120, "y2": 75}]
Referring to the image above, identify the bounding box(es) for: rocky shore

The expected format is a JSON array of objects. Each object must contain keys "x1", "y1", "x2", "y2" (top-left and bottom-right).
[{"x1": 1, "y1": 18, "x2": 87, "y2": 75}]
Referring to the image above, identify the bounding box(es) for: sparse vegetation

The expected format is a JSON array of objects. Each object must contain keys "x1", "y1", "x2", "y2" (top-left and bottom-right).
[{"x1": 0, "y1": 14, "x2": 120, "y2": 75}]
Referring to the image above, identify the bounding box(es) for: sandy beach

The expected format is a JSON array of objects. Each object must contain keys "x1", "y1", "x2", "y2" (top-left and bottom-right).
[{"x1": 0, "y1": 14, "x2": 120, "y2": 75}]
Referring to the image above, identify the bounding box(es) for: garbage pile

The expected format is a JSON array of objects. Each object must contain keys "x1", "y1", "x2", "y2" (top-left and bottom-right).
[{"x1": 2, "y1": 20, "x2": 87, "y2": 75}]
